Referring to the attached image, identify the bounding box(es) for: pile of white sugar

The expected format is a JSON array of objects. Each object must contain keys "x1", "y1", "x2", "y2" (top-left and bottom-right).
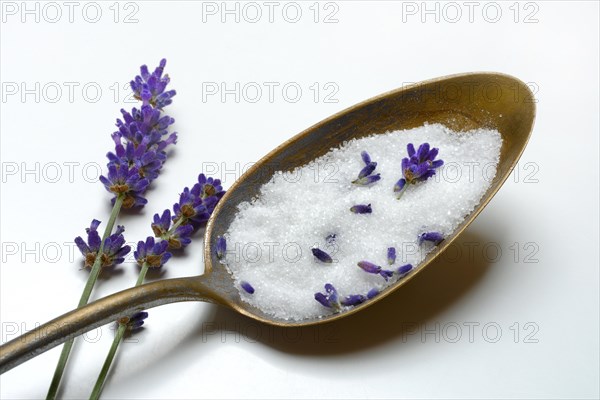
[{"x1": 222, "y1": 123, "x2": 502, "y2": 320}]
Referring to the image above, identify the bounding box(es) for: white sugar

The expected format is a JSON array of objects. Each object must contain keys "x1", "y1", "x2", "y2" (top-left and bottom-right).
[{"x1": 223, "y1": 123, "x2": 502, "y2": 321}]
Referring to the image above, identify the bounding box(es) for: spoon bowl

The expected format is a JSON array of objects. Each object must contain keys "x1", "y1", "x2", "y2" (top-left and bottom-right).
[{"x1": 0, "y1": 72, "x2": 536, "y2": 373}]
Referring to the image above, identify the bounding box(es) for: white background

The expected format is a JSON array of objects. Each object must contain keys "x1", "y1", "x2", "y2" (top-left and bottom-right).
[{"x1": 1, "y1": 1, "x2": 599, "y2": 399}]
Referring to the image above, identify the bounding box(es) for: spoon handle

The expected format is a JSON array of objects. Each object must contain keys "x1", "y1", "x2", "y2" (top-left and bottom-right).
[{"x1": 0, "y1": 276, "x2": 224, "y2": 374}]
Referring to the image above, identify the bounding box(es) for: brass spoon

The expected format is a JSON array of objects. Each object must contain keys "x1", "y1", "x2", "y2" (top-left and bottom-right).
[{"x1": 0, "y1": 72, "x2": 535, "y2": 373}]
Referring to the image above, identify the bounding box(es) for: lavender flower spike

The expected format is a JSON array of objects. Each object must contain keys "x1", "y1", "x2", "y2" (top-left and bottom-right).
[
  {"x1": 367, "y1": 288, "x2": 379, "y2": 299},
  {"x1": 312, "y1": 247, "x2": 333, "y2": 263},
  {"x1": 130, "y1": 58, "x2": 177, "y2": 109},
  {"x1": 387, "y1": 247, "x2": 396, "y2": 265},
  {"x1": 216, "y1": 236, "x2": 227, "y2": 259},
  {"x1": 395, "y1": 142, "x2": 443, "y2": 198},
  {"x1": 350, "y1": 204, "x2": 372, "y2": 214},
  {"x1": 418, "y1": 232, "x2": 444, "y2": 245},
  {"x1": 134, "y1": 237, "x2": 172, "y2": 268},
  {"x1": 314, "y1": 283, "x2": 340, "y2": 310},
  {"x1": 75, "y1": 221, "x2": 130, "y2": 269},
  {"x1": 241, "y1": 281, "x2": 255, "y2": 294}
]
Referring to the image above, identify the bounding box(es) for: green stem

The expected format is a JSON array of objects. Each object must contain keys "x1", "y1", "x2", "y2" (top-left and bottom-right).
[
  {"x1": 89, "y1": 323, "x2": 127, "y2": 400},
  {"x1": 89, "y1": 262, "x2": 150, "y2": 400},
  {"x1": 162, "y1": 216, "x2": 185, "y2": 239},
  {"x1": 46, "y1": 194, "x2": 125, "y2": 400}
]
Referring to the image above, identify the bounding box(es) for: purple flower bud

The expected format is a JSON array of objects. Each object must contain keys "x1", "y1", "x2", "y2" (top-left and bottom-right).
[
  {"x1": 396, "y1": 264, "x2": 413, "y2": 276},
  {"x1": 357, "y1": 163, "x2": 377, "y2": 179},
  {"x1": 241, "y1": 281, "x2": 255, "y2": 294},
  {"x1": 352, "y1": 173, "x2": 381, "y2": 186},
  {"x1": 350, "y1": 204, "x2": 372, "y2": 214},
  {"x1": 367, "y1": 288, "x2": 379, "y2": 299},
  {"x1": 380, "y1": 269, "x2": 394, "y2": 281},
  {"x1": 394, "y1": 178, "x2": 406, "y2": 194},
  {"x1": 418, "y1": 232, "x2": 444, "y2": 245},
  {"x1": 314, "y1": 283, "x2": 340, "y2": 309},
  {"x1": 357, "y1": 261, "x2": 381, "y2": 274},
  {"x1": 387, "y1": 247, "x2": 396, "y2": 265},
  {"x1": 341, "y1": 294, "x2": 366, "y2": 306},
  {"x1": 312, "y1": 248, "x2": 333, "y2": 263},
  {"x1": 119, "y1": 311, "x2": 149, "y2": 332},
  {"x1": 361, "y1": 151, "x2": 372, "y2": 165},
  {"x1": 216, "y1": 236, "x2": 227, "y2": 259},
  {"x1": 353, "y1": 151, "x2": 380, "y2": 186}
]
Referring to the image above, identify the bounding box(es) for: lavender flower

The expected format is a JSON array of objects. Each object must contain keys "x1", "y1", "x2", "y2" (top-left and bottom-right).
[
  {"x1": 99, "y1": 162, "x2": 149, "y2": 208},
  {"x1": 216, "y1": 236, "x2": 227, "y2": 259},
  {"x1": 167, "y1": 225, "x2": 194, "y2": 249},
  {"x1": 367, "y1": 288, "x2": 379, "y2": 299},
  {"x1": 130, "y1": 59, "x2": 177, "y2": 109},
  {"x1": 418, "y1": 232, "x2": 444, "y2": 245},
  {"x1": 151, "y1": 177, "x2": 226, "y2": 250},
  {"x1": 341, "y1": 294, "x2": 366, "y2": 306},
  {"x1": 387, "y1": 247, "x2": 396, "y2": 265},
  {"x1": 352, "y1": 151, "x2": 380, "y2": 186},
  {"x1": 314, "y1": 283, "x2": 340, "y2": 309},
  {"x1": 350, "y1": 204, "x2": 372, "y2": 214},
  {"x1": 241, "y1": 281, "x2": 255, "y2": 294},
  {"x1": 118, "y1": 311, "x2": 149, "y2": 332},
  {"x1": 357, "y1": 261, "x2": 394, "y2": 281},
  {"x1": 134, "y1": 237, "x2": 172, "y2": 268},
  {"x1": 394, "y1": 142, "x2": 443, "y2": 198},
  {"x1": 312, "y1": 248, "x2": 333, "y2": 263},
  {"x1": 75, "y1": 220, "x2": 130, "y2": 269},
  {"x1": 396, "y1": 264, "x2": 413, "y2": 276},
  {"x1": 102, "y1": 59, "x2": 178, "y2": 208}
]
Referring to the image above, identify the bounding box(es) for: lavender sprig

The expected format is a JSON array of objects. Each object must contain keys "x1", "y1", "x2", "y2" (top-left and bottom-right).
[
  {"x1": 49, "y1": 59, "x2": 179, "y2": 400},
  {"x1": 394, "y1": 143, "x2": 443, "y2": 199},
  {"x1": 91, "y1": 175, "x2": 225, "y2": 400}
]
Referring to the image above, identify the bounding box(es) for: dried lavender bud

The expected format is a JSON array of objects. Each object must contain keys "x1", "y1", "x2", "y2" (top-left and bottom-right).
[
  {"x1": 352, "y1": 151, "x2": 380, "y2": 186},
  {"x1": 418, "y1": 232, "x2": 444, "y2": 245},
  {"x1": 367, "y1": 288, "x2": 379, "y2": 299},
  {"x1": 312, "y1": 248, "x2": 333, "y2": 263},
  {"x1": 387, "y1": 247, "x2": 396, "y2": 265},
  {"x1": 241, "y1": 281, "x2": 255, "y2": 294},
  {"x1": 350, "y1": 204, "x2": 372, "y2": 214},
  {"x1": 396, "y1": 264, "x2": 413, "y2": 276},
  {"x1": 341, "y1": 294, "x2": 366, "y2": 306},
  {"x1": 314, "y1": 283, "x2": 340, "y2": 309},
  {"x1": 352, "y1": 173, "x2": 381, "y2": 186},
  {"x1": 216, "y1": 236, "x2": 227, "y2": 259}
]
